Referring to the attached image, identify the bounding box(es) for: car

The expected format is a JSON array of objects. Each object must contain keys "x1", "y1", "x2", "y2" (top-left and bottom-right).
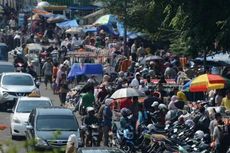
[
  {"x1": 25, "y1": 107, "x2": 81, "y2": 151},
  {"x1": 0, "y1": 72, "x2": 39, "y2": 107},
  {"x1": 78, "y1": 147, "x2": 125, "y2": 153},
  {"x1": 0, "y1": 61, "x2": 15, "y2": 73},
  {"x1": 10, "y1": 94, "x2": 53, "y2": 139}
]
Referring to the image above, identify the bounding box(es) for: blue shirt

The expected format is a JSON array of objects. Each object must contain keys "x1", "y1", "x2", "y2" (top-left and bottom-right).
[
  {"x1": 103, "y1": 106, "x2": 112, "y2": 126},
  {"x1": 138, "y1": 111, "x2": 148, "y2": 124}
]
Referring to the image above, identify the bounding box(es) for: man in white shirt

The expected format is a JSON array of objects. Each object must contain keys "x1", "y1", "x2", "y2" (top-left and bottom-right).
[
  {"x1": 130, "y1": 72, "x2": 141, "y2": 89},
  {"x1": 131, "y1": 41, "x2": 137, "y2": 62}
]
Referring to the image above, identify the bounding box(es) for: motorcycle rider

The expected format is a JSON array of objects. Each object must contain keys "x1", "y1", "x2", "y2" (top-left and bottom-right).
[
  {"x1": 120, "y1": 108, "x2": 134, "y2": 130},
  {"x1": 14, "y1": 54, "x2": 27, "y2": 72},
  {"x1": 81, "y1": 107, "x2": 99, "y2": 146},
  {"x1": 27, "y1": 64, "x2": 38, "y2": 80}
]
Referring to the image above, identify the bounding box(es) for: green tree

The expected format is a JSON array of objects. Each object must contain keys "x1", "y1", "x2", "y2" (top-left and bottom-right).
[{"x1": 100, "y1": 0, "x2": 230, "y2": 55}]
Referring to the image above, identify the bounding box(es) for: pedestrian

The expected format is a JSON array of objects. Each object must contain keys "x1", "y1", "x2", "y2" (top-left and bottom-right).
[
  {"x1": 59, "y1": 73, "x2": 69, "y2": 106},
  {"x1": 221, "y1": 89, "x2": 230, "y2": 112},
  {"x1": 80, "y1": 86, "x2": 95, "y2": 115},
  {"x1": 52, "y1": 63, "x2": 59, "y2": 94},
  {"x1": 102, "y1": 98, "x2": 113, "y2": 146},
  {"x1": 131, "y1": 41, "x2": 137, "y2": 62},
  {"x1": 130, "y1": 72, "x2": 141, "y2": 89},
  {"x1": 129, "y1": 97, "x2": 140, "y2": 124},
  {"x1": 212, "y1": 113, "x2": 230, "y2": 153},
  {"x1": 56, "y1": 64, "x2": 66, "y2": 89},
  {"x1": 42, "y1": 57, "x2": 53, "y2": 89},
  {"x1": 136, "y1": 103, "x2": 148, "y2": 132},
  {"x1": 65, "y1": 134, "x2": 78, "y2": 153}
]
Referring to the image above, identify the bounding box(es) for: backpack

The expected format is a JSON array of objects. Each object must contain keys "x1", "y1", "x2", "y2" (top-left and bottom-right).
[{"x1": 218, "y1": 125, "x2": 230, "y2": 152}]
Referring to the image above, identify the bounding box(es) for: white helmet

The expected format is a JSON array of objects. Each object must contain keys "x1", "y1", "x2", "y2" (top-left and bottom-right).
[
  {"x1": 86, "y1": 107, "x2": 94, "y2": 113},
  {"x1": 151, "y1": 101, "x2": 159, "y2": 107},
  {"x1": 194, "y1": 130, "x2": 205, "y2": 140},
  {"x1": 158, "y1": 103, "x2": 167, "y2": 110}
]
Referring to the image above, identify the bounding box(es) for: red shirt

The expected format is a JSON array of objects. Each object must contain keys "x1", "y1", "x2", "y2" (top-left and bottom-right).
[{"x1": 119, "y1": 98, "x2": 132, "y2": 109}]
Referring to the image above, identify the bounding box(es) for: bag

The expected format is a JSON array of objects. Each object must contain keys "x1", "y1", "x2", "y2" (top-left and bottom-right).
[{"x1": 218, "y1": 125, "x2": 230, "y2": 152}]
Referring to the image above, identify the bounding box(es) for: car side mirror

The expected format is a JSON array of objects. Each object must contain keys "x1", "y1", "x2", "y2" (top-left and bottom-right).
[
  {"x1": 7, "y1": 108, "x2": 14, "y2": 113},
  {"x1": 26, "y1": 124, "x2": 33, "y2": 130}
]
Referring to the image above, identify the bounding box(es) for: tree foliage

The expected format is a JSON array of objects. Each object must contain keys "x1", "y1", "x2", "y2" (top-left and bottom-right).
[{"x1": 100, "y1": 0, "x2": 230, "y2": 55}]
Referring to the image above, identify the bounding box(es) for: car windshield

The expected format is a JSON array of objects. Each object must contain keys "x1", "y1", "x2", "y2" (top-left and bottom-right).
[
  {"x1": 0, "y1": 65, "x2": 14, "y2": 73},
  {"x1": 16, "y1": 100, "x2": 51, "y2": 113},
  {"x1": 2, "y1": 75, "x2": 34, "y2": 85},
  {"x1": 36, "y1": 115, "x2": 79, "y2": 131}
]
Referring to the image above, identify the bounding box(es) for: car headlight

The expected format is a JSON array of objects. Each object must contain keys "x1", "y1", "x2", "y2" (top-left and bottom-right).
[
  {"x1": 2, "y1": 91, "x2": 9, "y2": 97},
  {"x1": 35, "y1": 137, "x2": 48, "y2": 146},
  {"x1": 12, "y1": 117, "x2": 21, "y2": 123}
]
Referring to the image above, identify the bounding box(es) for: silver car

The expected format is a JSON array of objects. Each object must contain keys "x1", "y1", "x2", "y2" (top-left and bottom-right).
[
  {"x1": 0, "y1": 72, "x2": 38, "y2": 107},
  {"x1": 0, "y1": 61, "x2": 15, "y2": 73}
]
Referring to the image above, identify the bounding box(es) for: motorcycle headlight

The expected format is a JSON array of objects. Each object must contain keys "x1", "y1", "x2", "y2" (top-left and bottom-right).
[
  {"x1": 35, "y1": 137, "x2": 48, "y2": 146},
  {"x1": 13, "y1": 117, "x2": 21, "y2": 123}
]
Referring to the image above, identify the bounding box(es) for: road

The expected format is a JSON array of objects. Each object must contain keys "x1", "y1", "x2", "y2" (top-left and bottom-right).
[{"x1": 0, "y1": 82, "x2": 61, "y2": 153}]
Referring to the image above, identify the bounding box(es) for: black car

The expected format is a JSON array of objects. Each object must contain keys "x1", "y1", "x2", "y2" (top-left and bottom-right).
[
  {"x1": 25, "y1": 107, "x2": 81, "y2": 151},
  {"x1": 78, "y1": 147, "x2": 125, "y2": 153}
]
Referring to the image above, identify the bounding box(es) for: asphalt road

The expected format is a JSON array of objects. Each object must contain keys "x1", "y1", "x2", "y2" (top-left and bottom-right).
[{"x1": 0, "y1": 81, "x2": 61, "y2": 153}]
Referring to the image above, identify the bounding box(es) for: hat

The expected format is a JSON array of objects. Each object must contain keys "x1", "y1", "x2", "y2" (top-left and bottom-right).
[
  {"x1": 171, "y1": 95, "x2": 178, "y2": 102},
  {"x1": 105, "y1": 98, "x2": 113, "y2": 106},
  {"x1": 150, "y1": 61, "x2": 155, "y2": 65},
  {"x1": 135, "y1": 72, "x2": 141, "y2": 77}
]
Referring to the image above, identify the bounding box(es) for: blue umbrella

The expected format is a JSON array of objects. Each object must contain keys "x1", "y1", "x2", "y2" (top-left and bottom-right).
[
  {"x1": 182, "y1": 80, "x2": 192, "y2": 91},
  {"x1": 93, "y1": 14, "x2": 117, "y2": 26}
]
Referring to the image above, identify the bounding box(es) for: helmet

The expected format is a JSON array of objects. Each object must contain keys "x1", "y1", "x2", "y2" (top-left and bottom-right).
[
  {"x1": 151, "y1": 101, "x2": 159, "y2": 107},
  {"x1": 184, "y1": 119, "x2": 195, "y2": 128},
  {"x1": 86, "y1": 107, "x2": 94, "y2": 113},
  {"x1": 121, "y1": 108, "x2": 128, "y2": 117},
  {"x1": 118, "y1": 71, "x2": 124, "y2": 77},
  {"x1": 158, "y1": 103, "x2": 167, "y2": 110},
  {"x1": 194, "y1": 130, "x2": 205, "y2": 140},
  {"x1": 121, "y1": 108, "x2": 132, "y2": 117}
]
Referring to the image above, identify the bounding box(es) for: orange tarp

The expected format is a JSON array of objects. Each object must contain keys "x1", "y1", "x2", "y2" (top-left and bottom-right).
[{"x1": 32, "y1": 8, "x2": 52, "y2": 15}]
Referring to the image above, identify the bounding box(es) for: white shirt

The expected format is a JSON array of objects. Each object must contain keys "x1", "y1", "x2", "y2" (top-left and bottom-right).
[
  {"x1": 131, "y1": 44, "x2": 136, "y2": 54},
  {"x1": 130, "y1": 78, "x2": 139, "y2": 89},
  {"x1": 138, "y1": 85, "x2": 148, "y2": 94}
]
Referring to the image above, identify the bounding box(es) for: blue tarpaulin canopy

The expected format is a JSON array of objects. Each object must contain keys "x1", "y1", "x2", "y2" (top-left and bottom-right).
[
  {"x1": 83, "y1": 27, "x2": 97, "y2": 33},
  {"x1": 117, "y1": 21, "x2": 143, "y2": 39},
  {"x1": 67, "y1": 63, "x2": 103, "y2": 79},
  {"x1": 56, "y1": 20, "x2": 78, "y2": 29}
]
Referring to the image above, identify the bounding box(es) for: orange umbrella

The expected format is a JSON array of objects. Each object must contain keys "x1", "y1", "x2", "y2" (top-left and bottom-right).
[
  {"x1": 189, "y1": 74, "x2": 226, "y2": 92},
  {"x1": 191, "y1": 74, "x2": 225, "y2": 86}
]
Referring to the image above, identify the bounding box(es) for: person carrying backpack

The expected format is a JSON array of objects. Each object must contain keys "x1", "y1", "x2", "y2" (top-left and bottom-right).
[{"x1": 212, "y1": 113, "x2": 230, "y2": 153}]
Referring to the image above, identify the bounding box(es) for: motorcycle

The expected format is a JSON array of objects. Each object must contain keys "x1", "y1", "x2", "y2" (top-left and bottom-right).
[
  {"x1": 116, "y1": 125, "x2": 135, "y2": 153},
  {"x1": 89, "y1": 124, "x2": 100, "y2": 146},
  {"x1": 81, "y1": 124, "x2": 100, "y2": 147},
  {"x1": 15, "y1": 62, "x2": 26, "y2": 72}
]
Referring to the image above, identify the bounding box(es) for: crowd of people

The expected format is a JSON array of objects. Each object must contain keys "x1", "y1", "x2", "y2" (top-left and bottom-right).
[{"x1": 1, "y1": 6, "x2": 229, "y2": 152}]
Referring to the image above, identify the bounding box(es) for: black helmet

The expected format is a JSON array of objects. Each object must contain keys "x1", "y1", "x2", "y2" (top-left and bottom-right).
[{"x1": 121, "y1": 108, "x2": 132, "y2": 117}]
